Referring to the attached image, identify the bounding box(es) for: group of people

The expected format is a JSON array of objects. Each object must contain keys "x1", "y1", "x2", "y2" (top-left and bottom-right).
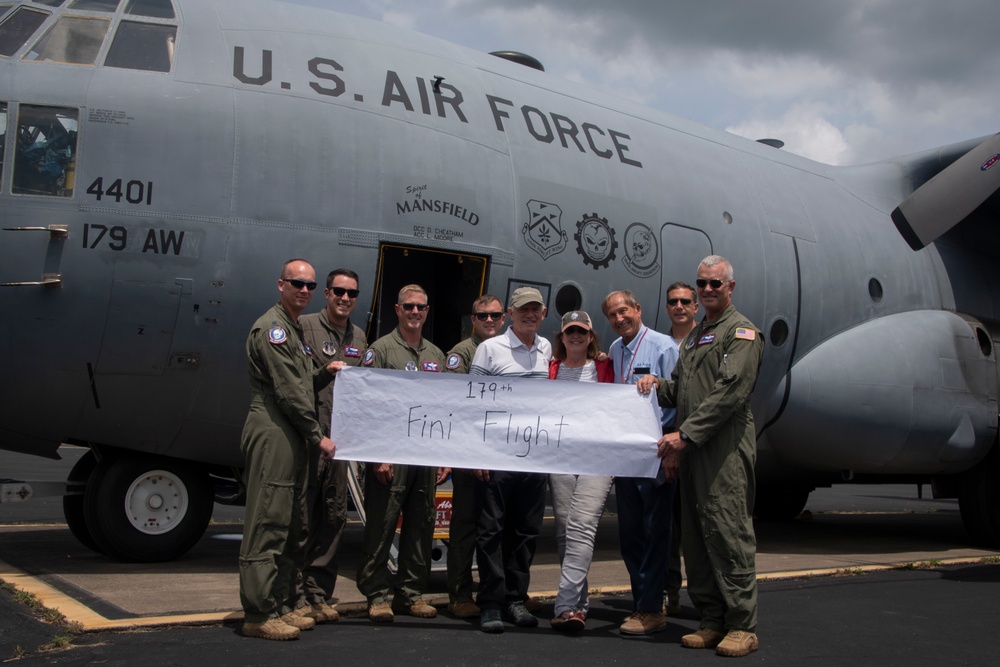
[{"x1": 237, "y1": 254, "x2": 764, "y2": 658}]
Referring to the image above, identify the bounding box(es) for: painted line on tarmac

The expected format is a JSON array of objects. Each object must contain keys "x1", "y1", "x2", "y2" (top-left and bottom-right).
[{"x1": 3, "y1": 555, "x2": 993, "y2": 632}]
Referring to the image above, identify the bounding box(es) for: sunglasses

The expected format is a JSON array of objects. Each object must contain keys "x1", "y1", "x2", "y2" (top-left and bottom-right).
[
  {"x1": 283, "y1": 278, "x2": 317, "y2": 291},
  {"x1": 667, "y1": 298, "x2": 693, "y2": 306},
  {"x1": 696, "y1": 279, "x2": 726, "y2": 289},
  {"x1": 474, "y1": 312, "x2": 504, "y2": 321},
  {"x1": 330, "y1": 286, "x2": 360, "y2": 299},
  {"x1": 563, "y1": 326, "x2": 589, "y2": 336},
  {"x1": 401, "y1": 302, "x2": 429, "y2": 311}
]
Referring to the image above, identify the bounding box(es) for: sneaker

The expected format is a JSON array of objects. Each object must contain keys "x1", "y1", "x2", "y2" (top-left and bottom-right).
[
  {"x1": 279, "y1": 611, "x2": 316, "y2": 631},
  {"x1": 550, "y1": 610, "x2": 586, "y2": 633},
  {"x1": 715, "y1": 630, "x2": 759, "y2": 657},
  {"x1": 368, "y1": 600, "x2": 394, "y2": 623},
  {"x1": 447, "y1": 600, "x2": 480, "y2": 618},
  {"x1": 502, "y1": 601, "x2": 539, "y2": 628},
  {"x1": 619, "y1": 610, "x2": 667, "y2": 636},
  {"x1": 242, "y1": 617, "x2": 300, "y2": 640},
  {"x1": 681, "y1": 628, "x2": 726, "y2": 649},
  {"x1": 480, "y1": 608, "x2": 504, "y2": 634},
  {"x1": 310, "y1": 602, "x2": 340, "y2": 623},
  {"x1": 392, "y1": 597, "x2": 438, "y2": 618}
]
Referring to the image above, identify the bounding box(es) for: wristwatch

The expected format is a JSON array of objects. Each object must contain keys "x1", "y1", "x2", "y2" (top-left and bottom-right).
[{"x1": 679, "y1": 431, "x2": 692, "y2": 444}]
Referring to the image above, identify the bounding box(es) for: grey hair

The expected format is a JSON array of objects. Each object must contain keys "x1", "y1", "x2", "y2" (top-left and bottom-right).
[{"x1": 700, "y1": 255, "x2": 734, "y2": 281}]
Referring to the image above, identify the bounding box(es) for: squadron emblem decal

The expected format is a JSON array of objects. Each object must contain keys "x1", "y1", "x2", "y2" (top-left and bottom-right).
[
  {"x1": 622, "y1": 222, "x2": 660, "y2": 278},
  {"x1": 267, "y1": 326, "x2": 288, "y2": 345},
  {"x1": 574, "y1": 213, "x2": 618, "y2": 270},
  {"x1": 523, "y1": 200, "x2": 568, "y2": 260}
]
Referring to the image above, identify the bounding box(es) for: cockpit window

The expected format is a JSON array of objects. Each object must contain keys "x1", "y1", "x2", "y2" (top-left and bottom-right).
[
  {"x1": 23, "y1": 15, "x2": 110, "y2": 65},
  {"x1": 105, "y1": 19, "x2": 173, "y2": 71},
  {"x1": 68, "y1": 0, "x2": 121, "y2": 11},
  {"x1": 1, "y1": 1, "x2": 176, "y2": 69},
  {"x1": 13, "y1": 104, "x2": 78, "y2": 197},
  {"x1": 124, "y1": 0, "x2": 174, "y2": 19},
  {"x1": 0, "y1": 7, "x2": 49, "y2": 57}
]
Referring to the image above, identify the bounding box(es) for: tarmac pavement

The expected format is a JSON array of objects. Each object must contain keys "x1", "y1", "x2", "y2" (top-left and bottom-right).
[
  {"x1": 3, "y1": 561, "x2": 1000, "y2": 666},
  {"x1": 3, "y1": 446, "x2": 1000, "y2": 663}
]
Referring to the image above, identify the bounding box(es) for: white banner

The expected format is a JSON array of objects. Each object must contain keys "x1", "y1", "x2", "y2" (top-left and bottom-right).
[{"x1": 330, "y1": 366, "x2": 662, "y2": 478}]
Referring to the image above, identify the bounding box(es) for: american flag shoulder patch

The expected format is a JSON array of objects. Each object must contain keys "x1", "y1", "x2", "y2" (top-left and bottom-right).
[{"x1": 735, "y1": 327, "x2": 756, "y2": 340}]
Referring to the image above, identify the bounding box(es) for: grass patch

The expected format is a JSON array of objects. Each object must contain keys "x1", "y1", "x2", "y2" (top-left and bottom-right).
[{"x1": 0, "y1": 579, "x2": 82, "y2": 660}]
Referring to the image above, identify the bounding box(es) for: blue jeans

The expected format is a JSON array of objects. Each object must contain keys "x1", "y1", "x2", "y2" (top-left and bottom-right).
[{"x1": 614, "y1": 476, "x2": 676, "y2": 612}]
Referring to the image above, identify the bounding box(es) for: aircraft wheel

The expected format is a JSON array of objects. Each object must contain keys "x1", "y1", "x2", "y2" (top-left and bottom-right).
[
  {"x1": 83, "y1": 455, "x2": 214, "y2": 562},
  {"x1": 753, "y1": 484, "x2": 810, "y2": 521},
  {"x1": 62, "y1": 450, "x2": 104, "y2": 555},
  {"x1": 958, "y1": 447, "x2": 1000, "y2": 547}
]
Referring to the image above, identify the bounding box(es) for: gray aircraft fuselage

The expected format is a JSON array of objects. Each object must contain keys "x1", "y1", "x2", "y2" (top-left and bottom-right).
[{"x1": 1, "y1": 0, "x2": 998, "y2": 558}]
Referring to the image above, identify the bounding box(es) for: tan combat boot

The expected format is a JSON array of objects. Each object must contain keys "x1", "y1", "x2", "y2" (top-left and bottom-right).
[
  {"x1": 715, "y1": 630, "x2": 759, "y2": 657},
  {"x1": 242, "y1": 618, "x2": 300, "y2": 641}
]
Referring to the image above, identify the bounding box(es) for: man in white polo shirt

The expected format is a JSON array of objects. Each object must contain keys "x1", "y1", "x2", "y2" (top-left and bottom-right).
[{"x1": 468, "y1": 286, "x2": 552, "y2": 633}]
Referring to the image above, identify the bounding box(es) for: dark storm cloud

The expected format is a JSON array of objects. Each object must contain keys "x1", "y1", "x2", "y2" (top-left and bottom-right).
[{"x1": 457, "y1": 0, "x2": 1000, "y2": 91}]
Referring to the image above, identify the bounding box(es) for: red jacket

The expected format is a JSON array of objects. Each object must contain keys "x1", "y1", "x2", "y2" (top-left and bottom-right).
[{"x1": 548, "y1": 358, "x2": 615, "y2": 383}]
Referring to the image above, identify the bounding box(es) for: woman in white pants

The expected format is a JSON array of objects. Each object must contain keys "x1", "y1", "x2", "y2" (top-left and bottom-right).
[{"x1": 547, "y1": 310, "x2": 615, "y2": 631}]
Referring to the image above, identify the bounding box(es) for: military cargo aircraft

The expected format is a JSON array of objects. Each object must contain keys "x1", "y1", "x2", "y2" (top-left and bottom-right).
[{"x1": 1, "y1": 0, "x2": 998, "y2": 562}]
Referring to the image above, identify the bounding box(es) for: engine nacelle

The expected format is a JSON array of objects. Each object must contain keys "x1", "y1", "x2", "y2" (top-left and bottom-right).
[{"x1": 767, "y1": 310, "x2": 997, "y2": 475}]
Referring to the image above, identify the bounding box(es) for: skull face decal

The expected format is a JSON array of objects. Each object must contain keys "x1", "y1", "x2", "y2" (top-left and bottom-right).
[{"x1": 574, "y1": 213, "x2": 618, "y2": 269}]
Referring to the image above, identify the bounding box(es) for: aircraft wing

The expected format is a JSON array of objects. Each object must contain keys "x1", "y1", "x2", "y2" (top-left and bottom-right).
[{"x1": 891, "y1": 133, "x2": 1000, "y2": 250}]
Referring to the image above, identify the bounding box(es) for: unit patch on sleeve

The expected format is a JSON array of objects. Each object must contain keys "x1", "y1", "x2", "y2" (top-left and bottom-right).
[{"x1": 268, "y1": 326, "x2": 288, "y2": 345}]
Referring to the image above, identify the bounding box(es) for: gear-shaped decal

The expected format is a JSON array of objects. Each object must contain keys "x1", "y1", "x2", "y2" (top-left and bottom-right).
[{"x1": 574, "y1": 213, "x2": 618, "y2": 269}]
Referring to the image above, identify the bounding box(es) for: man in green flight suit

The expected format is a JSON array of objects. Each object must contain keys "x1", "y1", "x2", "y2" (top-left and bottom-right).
[
  {"x1": 240, "y1": 259, "x2": 342, "y2": 641},
  {"x1": 442, "y1": 294, "x2": 506, "y2": 618},
  {"x1": 288, "y1": 268, "x2": 368, "y2": 625},
  {"x1": 637, "y1": 255, "x2": 764, "y2": 658},
  {"x1": 358, "y1": 283, "x2": 448, "y2": 622}
]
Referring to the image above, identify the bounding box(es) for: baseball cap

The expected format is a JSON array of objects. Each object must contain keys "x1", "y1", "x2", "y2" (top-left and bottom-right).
[
  {"x1": 560, "y1": 310, "x2": 593, "y2": 332},
  {"x1": 509, "y1": 286, "x2": 544, "y2": 309}
]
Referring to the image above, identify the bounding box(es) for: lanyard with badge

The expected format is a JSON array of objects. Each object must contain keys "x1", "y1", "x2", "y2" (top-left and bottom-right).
[{"x1": 619, "y1": 327, "x2": 649, "y2": 384}]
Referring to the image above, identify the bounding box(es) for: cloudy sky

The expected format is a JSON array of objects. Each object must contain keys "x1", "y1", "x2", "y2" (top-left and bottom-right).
[{"x1": 288, "y1": 0, "x2": 998, "y2": 166}]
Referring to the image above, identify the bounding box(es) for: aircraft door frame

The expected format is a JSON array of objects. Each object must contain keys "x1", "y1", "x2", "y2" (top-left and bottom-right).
[
  {"x1": 654, "y1": 224, "x2": 713, "y2": 332},
  {"x1": 367, "y1": 243, "x2": 490, "y2": 354}
]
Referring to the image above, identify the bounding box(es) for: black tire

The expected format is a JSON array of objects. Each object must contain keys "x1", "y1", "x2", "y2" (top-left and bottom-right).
[
  {"x1": 62, "y1": 450, "x2": 103, "y2": 554},
  {"x1": 83, "y1": 455, "x2": 214, "y2": 562},
  {"x1": 958, "y1": 447, "x2": 1000, "y2": 547},
  {"x1": 753, "y1": 485, "x2": 810, "y2": 521}
]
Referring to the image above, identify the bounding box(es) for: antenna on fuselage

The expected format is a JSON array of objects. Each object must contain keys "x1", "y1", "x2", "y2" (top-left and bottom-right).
[{"x1": 489, "y1": 51, "x2": 545, "y2": 72}]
